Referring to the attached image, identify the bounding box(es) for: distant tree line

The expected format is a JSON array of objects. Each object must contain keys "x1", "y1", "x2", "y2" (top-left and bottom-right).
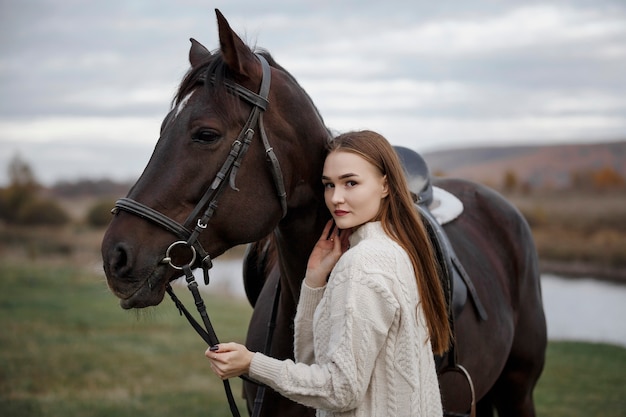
[
  {"x1": 0, "y1": 155, "x2": 125, "y2": 227},
  {"x1": 570, "y1": 167, "x2": 626, "y2": 190},
  {"x1": 3, "y1": 154, "x2": 623, "y2": 226},
  {"x1": 52, "y1": 178, "x2": 131, "y2": 198},
  {"x1": 499, "y1": 166, "x2": 625, "y2": 194}
]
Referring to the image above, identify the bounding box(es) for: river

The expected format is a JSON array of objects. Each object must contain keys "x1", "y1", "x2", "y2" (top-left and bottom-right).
[{"x1": 172, "y1": 260, "x2": 626, "y2": 348}]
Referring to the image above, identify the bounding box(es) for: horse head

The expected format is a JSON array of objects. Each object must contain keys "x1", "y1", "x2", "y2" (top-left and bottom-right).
[{"x1": 101, "y1": 10, "x2": 330, "y2": 309}]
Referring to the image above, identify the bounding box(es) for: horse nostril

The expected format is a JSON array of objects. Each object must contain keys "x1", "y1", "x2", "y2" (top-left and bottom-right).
[{"x1": 110, "y1": 242, "x2": 132, "y2": 278}]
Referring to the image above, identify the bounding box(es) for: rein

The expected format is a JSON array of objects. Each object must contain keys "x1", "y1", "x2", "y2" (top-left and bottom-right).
[{"x1": 112, "y1": 54, "x2": 284, "y2": 417}]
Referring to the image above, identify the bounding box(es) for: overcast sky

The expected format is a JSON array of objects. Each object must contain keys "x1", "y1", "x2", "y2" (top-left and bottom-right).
[{"x1": 1, "y1": 0, "x2": 625, "y2": 186}]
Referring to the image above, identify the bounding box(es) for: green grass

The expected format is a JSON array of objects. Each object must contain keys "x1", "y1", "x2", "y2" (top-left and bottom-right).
[
  {"x1": 0, "y1": 261, "x2": 252, "y2": 417},
  {"x1": 1, "y1": 262, "x2": 625, "y2": 416},
  {"x1": 535, "y1": 342, "x2": 626, "y2": 417}
]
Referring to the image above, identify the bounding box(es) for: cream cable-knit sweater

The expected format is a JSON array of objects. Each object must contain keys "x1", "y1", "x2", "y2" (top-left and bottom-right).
[{"x1": 249, "y1": 221, "x2": 443, "y2": 416}]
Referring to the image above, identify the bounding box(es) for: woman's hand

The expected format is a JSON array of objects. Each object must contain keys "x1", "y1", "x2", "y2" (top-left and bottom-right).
[
  {"x1": 305, "y1": 220, "x2": 351, "y2": 288},
  {"x1": 205, "y1": 342, "x2": 254, "y2": 380}
]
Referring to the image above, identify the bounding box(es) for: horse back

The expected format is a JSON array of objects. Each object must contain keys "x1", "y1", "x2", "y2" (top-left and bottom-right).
[
  {"x1": 435, "y1": 176, "x2": 541, "y2": 309},
  {"x1": 434, "y1": 177, "x2": 546, "y2": 403}
]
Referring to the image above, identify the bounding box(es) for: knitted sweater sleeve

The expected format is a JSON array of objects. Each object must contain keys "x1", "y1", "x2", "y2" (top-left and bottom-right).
[
  {"x1": 249, "y1": 256, "x2": 399, "y2": 412},
  {"x1": 293, "y1": 282, "x2": 325, "y2": 365}
]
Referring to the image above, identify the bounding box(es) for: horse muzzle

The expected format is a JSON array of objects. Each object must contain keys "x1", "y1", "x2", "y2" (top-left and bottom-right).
[{"x1": 102, "y1": 239, "x2": 174, "y2": 309}]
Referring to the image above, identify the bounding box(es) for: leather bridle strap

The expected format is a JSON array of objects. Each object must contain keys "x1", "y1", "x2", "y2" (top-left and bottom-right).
[
  {"x1": 259, "y1": 109, "x2": 288, "y2": 216},
  {"x1": 112, "y1": 54, "x2": 283, "y2": 417},
  {"x1": 114, "y1": 196, "x2": 213, "y2": 282},
  {"x1": 184, "y1": 55, "x2": 272, "y2": 228},
  {"x1": 113, "y1": 54, "x2": 284, "y2": 277},
  {"x1": 114, "y1": 197, "x2": 191, "y2": 241},
  {"x1": 172, "y1": 265, "x2": 243, "y2": 417},
  {"x1": 184, "y1": 54, "x2": 286, "y2": 232}
]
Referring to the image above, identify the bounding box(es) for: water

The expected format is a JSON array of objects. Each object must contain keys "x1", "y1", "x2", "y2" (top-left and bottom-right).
[
  {"x1": 172, "y1": 260, "x2": 626, "y2": 348},
  {"x1": 541, "y1": 274, "x2": 626, "y2": 347}
]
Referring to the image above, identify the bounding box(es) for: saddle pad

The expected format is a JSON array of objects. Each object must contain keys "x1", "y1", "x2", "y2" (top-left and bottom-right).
[{"x1": 429, "y1": 187, "x2": 464, "y2": 225}]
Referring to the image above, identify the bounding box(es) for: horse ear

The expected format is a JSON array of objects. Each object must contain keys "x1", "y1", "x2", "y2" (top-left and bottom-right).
[
  {"x1": 215, "y1": 8, "x2": 257, "y2": 78},
  {"x1": 189, "y1": 38, "x2": 211, "y2": 68}
]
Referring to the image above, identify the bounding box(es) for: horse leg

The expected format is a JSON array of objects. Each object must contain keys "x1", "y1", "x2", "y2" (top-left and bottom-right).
[
  {"x1": 476, "y1": 394, "x2": 495, "y2": 417},
  {"x1": 490, "y1": 362, "x2": 542, "y2": 416},
  {"x1": 491, "y1": 297, "x2": 546, "y2": 415},
  {"x1": 458, "y1": 299, "x2": 545, "y2": 417},
  {"x1": 491, "y1": 339, "x2": 546, "y2": 416}
]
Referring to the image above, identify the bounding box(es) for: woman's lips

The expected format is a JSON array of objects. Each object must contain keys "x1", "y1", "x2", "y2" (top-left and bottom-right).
[{"x1": 334, "y1": 210, "x2": 349, "y2": 216}]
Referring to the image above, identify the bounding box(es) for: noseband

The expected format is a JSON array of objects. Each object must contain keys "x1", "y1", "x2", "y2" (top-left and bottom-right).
[
  {"x1": 110, "y1": 55, "x2": 286, "y2": 417},
  {"x1": 113, "y1": 54, "x2": 287, "y2": 278}
]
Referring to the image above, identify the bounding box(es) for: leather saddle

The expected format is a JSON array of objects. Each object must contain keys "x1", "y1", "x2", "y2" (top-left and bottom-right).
[
  {"x1": 395, "y1": 146, "x2": 486, "y2": 417},
  {"x1": 394, "y1": 146, "x2": 487, "y2": 322}
]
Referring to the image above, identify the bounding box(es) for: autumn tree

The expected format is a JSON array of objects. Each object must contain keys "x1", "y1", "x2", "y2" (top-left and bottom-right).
[
  {"x1": 0, "y1": 154, "x2": 69, "y2": 225},
  {"x1": 592, "y1": 167, "x2": 625, "y2": 190},
  {"x1": 502, "y1": 170, "x2": 518, "y2": 193},
  {"x1": 570, "y1": 166, "x2": 625, "y2": 191}
]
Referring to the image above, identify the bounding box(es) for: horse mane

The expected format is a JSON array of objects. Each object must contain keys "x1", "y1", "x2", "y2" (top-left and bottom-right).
[
  {"x1": 173, "y1": 48, "x2": 329, "y2": 134},
  {"x1": 172, "y1": 51, "x2": 240, "y2": 125}
]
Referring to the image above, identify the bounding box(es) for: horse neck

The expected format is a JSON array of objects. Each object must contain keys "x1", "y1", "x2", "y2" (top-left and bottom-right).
[
  {"x1": 269, "y1": 77, "x2": 331, "y2": 304},
  {"x1": 274, "y1": 202, "x2": 330, "y2": 305},
  {"x1": 274, "y1": 125, "x2": 330, "y2": 304}
]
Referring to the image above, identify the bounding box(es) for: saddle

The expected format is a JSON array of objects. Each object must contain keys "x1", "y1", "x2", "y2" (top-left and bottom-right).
[
  {"x1": 395, "y1": 146, "x2": 485, "y2": 417},
  {"x1": 394, "y1": 146, "x2": 488, "y2": 323}
]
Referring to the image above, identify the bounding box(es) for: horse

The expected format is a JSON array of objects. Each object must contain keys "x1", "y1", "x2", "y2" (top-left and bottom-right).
[{"x1": 101, "y1": 9, "x2": 547, "y2": 417}]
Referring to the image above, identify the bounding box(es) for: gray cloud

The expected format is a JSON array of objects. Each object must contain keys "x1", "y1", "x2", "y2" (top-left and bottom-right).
[{"x1": 1, "y1": 0, "x2": 625, "y2": 185}]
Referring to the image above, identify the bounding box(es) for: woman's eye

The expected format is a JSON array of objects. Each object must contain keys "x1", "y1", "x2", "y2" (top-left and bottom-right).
[
  {"x1": 323, "y1": 183, "x2": 334, "y2": 189},
  {"x1": 346, "y1": 180, "x2": 357, "y2": 187},
  {"x1": 192, "y1": 129, "x2": 221, "y2": 144}
]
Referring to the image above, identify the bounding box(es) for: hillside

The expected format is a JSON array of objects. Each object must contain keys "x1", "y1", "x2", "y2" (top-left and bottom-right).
[
  {"x1": 421, "y1": 140, "x2": 626, "y2": 282},
  {"x1": 2, "y1": 139, "x2": 625, "y2": 283},
  {"x1": 423, "y1": 140, "x2": 626, "y2": 189}
]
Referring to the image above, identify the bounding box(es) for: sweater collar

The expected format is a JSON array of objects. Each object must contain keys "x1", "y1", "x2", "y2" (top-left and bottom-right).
[{"x1": 348, "y1": 221, "x2": 385, "y2": 247}]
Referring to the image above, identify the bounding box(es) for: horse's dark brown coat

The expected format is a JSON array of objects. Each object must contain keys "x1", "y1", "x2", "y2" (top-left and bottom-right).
[{"x1": 101, "y1": 9, "x2": 546, "y2": 417}]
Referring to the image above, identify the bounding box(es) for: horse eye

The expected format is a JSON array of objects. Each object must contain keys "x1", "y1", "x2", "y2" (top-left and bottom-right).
[{"x1": 192, "y1": 129, "x2": 221, "y2": 144}]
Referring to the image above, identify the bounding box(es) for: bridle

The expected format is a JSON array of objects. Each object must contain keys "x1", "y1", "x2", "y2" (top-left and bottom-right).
[
  {"x1": 114, "y1": 54, "x2": 286, "y2": 280},
  {"x1": 111, "y1": 54, "x2": 285, "y2": 417}
]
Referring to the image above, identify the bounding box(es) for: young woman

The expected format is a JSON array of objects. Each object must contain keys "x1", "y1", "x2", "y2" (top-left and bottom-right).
[{"x1": 206, "y1": 130, "x2": 451, "y2": 416}]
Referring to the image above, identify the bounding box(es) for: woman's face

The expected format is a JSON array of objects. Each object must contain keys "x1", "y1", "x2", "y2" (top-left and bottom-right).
[{"x1": 322, "y1": 150, "x2": 388, "y2": 230}]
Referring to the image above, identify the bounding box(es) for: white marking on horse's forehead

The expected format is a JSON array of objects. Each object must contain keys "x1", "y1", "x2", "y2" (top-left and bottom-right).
[{"x1": 174, "y1": 91, "x2": 195, "y2": 119}]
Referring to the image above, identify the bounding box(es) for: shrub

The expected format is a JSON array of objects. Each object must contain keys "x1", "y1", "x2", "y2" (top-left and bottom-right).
[
  {"x1": 85, "y1": 199, "x2": 116, "y2": 227},
  {"x1": 519, "y1": 205, "x2": 547, "y2": 228},
  {"x1": 16, "y1": 199, "x2": 70, "y2": 226},
  {"x1": 0, "y1": 186, "x2": 36, "y2": 223}
]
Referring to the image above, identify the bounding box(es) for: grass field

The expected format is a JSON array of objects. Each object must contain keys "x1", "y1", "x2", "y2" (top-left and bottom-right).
[
  {"x1": 0, "y1": 261, "x2": 252, "y2": 417},
  {"x1": 1, "y1": 261, "x2": 625, "y2": 417}
]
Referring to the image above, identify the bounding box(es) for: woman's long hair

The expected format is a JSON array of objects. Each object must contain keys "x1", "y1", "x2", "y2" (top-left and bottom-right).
[{"x1": 328, "y1": 130, "x2": 451, "y2": 355}]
